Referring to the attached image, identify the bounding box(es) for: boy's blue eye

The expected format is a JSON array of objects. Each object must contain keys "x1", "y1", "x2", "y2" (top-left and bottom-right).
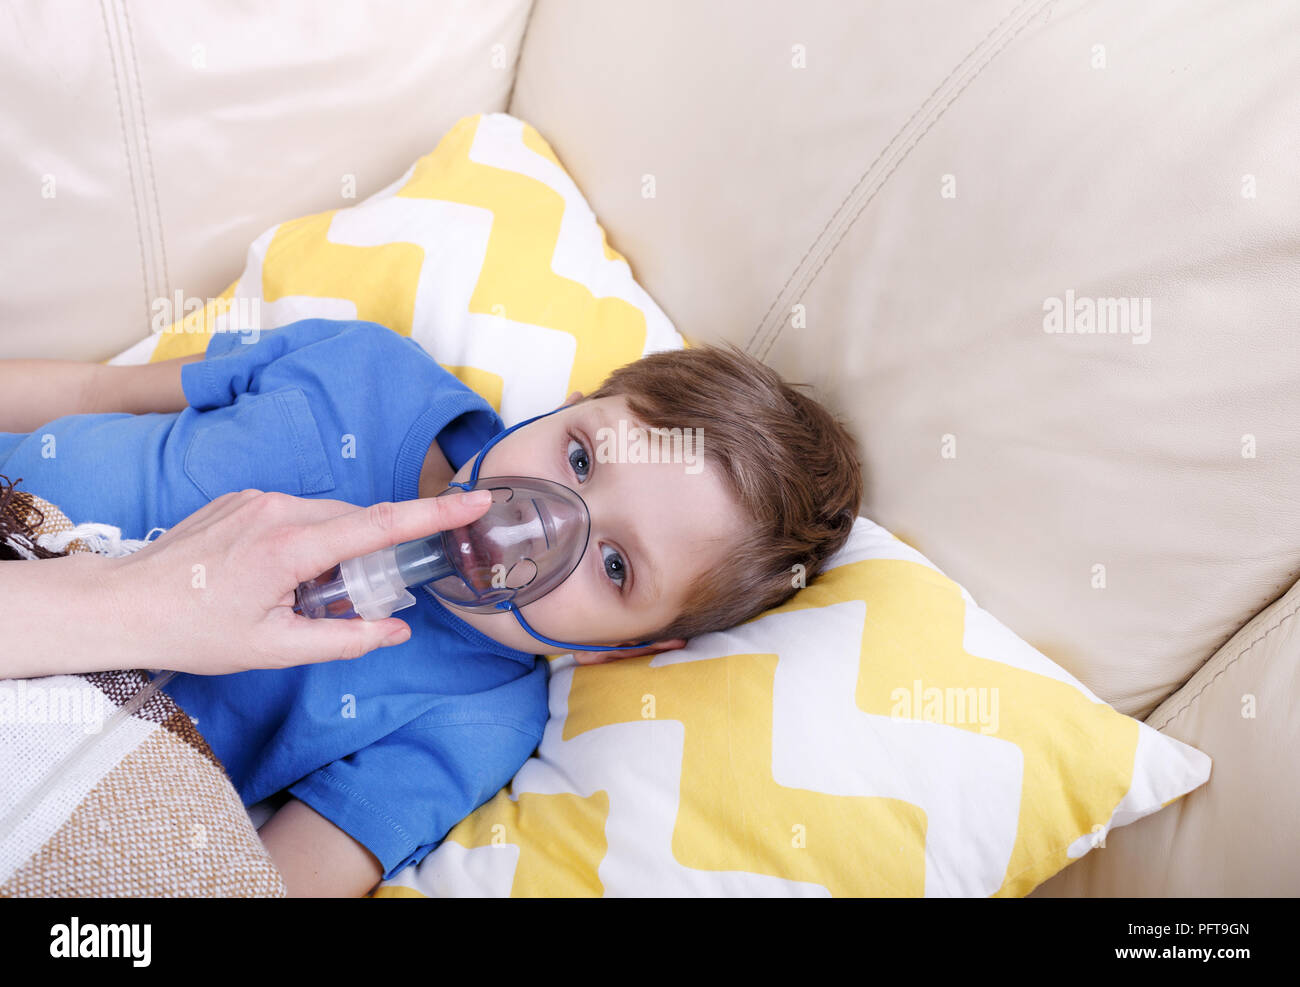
[
  {"x1": 565, "y1": 430, "x2": 627, "y2": 594},
  {"x1": 601, "y1": 544, "x2": 626, "y2": 589},
  {"x1": 566, "y1": 436, "x2": 590, "y2": 480}
]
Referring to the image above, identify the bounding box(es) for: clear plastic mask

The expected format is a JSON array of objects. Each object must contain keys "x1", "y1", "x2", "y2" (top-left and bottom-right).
[
  {"x1": 403, "y1": 476, "x2": 591, "y2": 613},
  {"x1": 294, "y1": 476, "x2": 591, "y2": 621},
  {"x1": 294, "y1": 403, "x2": 653, "y2": 654}
]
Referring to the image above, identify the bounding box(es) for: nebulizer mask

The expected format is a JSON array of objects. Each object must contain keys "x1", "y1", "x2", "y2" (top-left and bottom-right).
[{"x1": 293, "y1": 405, "x2": 652, "y2": 654}]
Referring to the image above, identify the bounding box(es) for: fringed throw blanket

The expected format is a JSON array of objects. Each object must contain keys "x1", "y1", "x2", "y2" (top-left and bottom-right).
[{"x1": 0, "y1": 475, "x2": 285, "y2": 897}]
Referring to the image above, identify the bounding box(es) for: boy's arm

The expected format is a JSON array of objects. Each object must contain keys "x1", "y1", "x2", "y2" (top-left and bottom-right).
[
  {"x1": 258, "y1": 796, "x2": 385, "y2": 898},
  {"x1": 86, "y1": 352, "x2": 207, "y2": 417},
  {"x1": 0, "y1": 352, "x2": 204, "y2": 431}
]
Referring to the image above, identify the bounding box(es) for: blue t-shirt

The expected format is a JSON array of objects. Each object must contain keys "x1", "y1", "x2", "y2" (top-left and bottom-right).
[{"x1": 0, "y1": 319, "x2": 551, "y2": 880}]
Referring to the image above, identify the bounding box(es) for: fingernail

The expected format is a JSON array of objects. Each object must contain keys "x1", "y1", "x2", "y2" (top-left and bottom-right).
[
  {"x1": 458, "y1": 490, "x2": 492, "y2": 506},
  {"x1": 382, "y1": 627, "x2": 411, "y2": 647}
]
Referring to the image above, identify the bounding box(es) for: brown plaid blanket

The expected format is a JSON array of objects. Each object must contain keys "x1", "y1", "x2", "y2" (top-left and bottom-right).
[{"x1": 0, "y1": 476, "x2": 285, "y2": 896}]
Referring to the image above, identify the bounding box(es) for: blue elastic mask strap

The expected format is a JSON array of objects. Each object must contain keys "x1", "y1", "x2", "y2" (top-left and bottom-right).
[
  {"x1": 499, "y1": 601, "x2": 654, "y2": 654},
  {"x1": 446, "y1": 406, "x2": 563, "y2": 493}
]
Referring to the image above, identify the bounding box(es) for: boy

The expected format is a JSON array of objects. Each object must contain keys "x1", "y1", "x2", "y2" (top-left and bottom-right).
[{"x1": 0, "y1": 318, "x2": 862, "y2": 895}]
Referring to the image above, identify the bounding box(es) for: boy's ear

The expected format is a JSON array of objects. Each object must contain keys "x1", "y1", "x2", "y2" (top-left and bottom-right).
[
  {"x1": 574, "y1": 638, "x2": 688, "y2": 664},
  {"x1": 563, "y1": 390, "x2": 584, "y2": 407}
]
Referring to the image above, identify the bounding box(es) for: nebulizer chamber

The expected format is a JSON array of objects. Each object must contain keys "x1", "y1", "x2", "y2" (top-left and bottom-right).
[{"x1": 294, "y1": 476, "x2": 591, "y2": 621}]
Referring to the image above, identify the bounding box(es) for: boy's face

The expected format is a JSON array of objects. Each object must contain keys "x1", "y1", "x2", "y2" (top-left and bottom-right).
[{"x1": 430, "y1": 392, "x2": 744, "y2": 665}]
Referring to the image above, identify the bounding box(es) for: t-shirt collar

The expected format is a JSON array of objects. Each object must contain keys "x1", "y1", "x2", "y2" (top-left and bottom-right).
[{"x1": 420, "y1": 590, "x2": 544, "y2": 667}]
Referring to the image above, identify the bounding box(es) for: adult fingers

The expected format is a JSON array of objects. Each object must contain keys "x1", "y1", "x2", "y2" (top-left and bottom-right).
[
  {"x1": 261, "y1": 608, "x2": 413, "y2": 666},
  {"x1": 283, "y1": 491, "x2": 494, "y2": 585},
  {"x1": 170, "y1": 489, "x2": 460, "y2": 556}
]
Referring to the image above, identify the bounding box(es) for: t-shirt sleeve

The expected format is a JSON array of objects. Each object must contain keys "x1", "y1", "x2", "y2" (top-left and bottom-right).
[
  {"x1": 436, "y1": 409, "x2": 504, "y2": 473},
  {"x1": 286, "y1": 720, "x2": 543, "y2": 883},
  {"x1": 181, "y1": 318, "x2": 398, "y2": 412}
]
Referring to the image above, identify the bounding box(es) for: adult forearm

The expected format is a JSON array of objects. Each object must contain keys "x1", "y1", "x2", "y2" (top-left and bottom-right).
[
  {"x1": 0, "y1": 359, "x2": 101, "y2": 432},
  {"x1": 0, "y1": 552, "x2": 128, "y2": 679}
]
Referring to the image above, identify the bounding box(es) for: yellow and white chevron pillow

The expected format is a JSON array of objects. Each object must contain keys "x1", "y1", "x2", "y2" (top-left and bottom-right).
[
  {"x1": 379, "y1": 518, "x2": 1210, "y2": 897},
  {"x1": 110, "y1": 112, "x2": 686, "y2": 419}
]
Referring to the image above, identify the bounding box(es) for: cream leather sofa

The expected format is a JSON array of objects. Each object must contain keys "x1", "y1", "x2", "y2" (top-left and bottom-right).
[{"x1": 2, "y1": 0, "x2": 1296, "y2": 896}]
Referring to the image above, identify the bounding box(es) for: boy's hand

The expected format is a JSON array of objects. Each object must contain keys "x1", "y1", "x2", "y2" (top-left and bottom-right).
[
  {"x1": 258, "y1": 797, "x2": 383, "y2": 897},
  {"x1": 92, "y1": 488, "x2": 494, "y2": 676}
]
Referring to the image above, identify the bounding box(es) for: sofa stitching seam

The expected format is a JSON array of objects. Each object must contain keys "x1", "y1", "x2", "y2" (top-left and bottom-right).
[
  {"x1": 120, "y1": 0, "x2": 171, "y2": 297},
  {"x1": 745, "y1": 0, "x2": 1055, "y2": 361},
  {"x1": 99, "y1": 0, "x2": 153, "y2": 326},
  {"x1": 505, "y1": 0, "x2": 540, "y2": 112},
  {"x1": 1149, "y1": 598, "x2": 1300, "y2": 731}
]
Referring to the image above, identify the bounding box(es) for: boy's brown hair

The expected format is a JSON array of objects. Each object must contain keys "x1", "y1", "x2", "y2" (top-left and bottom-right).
[{"x1": 583, "y1": 341, "x2": 863, "y2": 644}]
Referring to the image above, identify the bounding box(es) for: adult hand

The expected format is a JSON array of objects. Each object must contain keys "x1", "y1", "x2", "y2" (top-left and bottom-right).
[{"x1": 92, "y1": 488, "x2": 493, "y2": 676}]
